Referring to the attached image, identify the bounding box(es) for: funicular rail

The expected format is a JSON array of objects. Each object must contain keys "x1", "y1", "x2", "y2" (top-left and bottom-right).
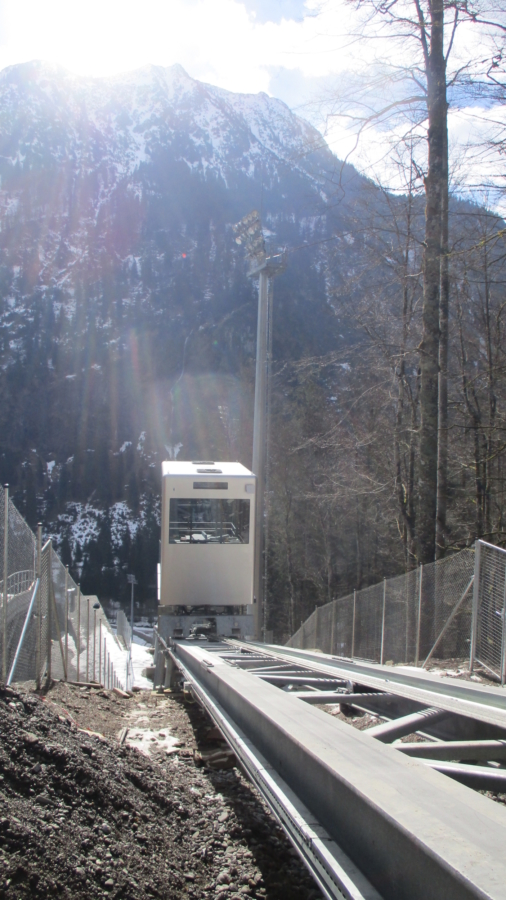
[{"x1": 167, "y1": 639, "x2": 506, "y2": 900}]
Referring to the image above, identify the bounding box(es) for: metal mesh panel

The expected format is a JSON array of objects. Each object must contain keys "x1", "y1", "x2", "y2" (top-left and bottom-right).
[
  {"x1": 475, "y1": 542, "x2": 506, "y2": 680},
  {"x1": 430, "y1": 549, "x2": 475, "y2": 661},
  {"x1": 0, "y1": 486, "x2": 38, "y2": 681},
  {"x1": 3, "y1": 585, "x2": 37, "y2": 683},
  {"x1": 354, "y1": 582, "x2": 383, "y2": 661},
  {"x1": 382, "y1": 569, "x2": 419, "y2": 664},
  {"x1": 332, "y1": 595, "x2": 354, "y2": 657},
  {"x1": 0, "y1": 483, "x2": 127, "y2": 688},
  {"x1": 117, "y1": 609, "x2": 132, "y2": 651},
  {"x1": 287, "y1": 546, "x2": 477, "y2": 668},
  {"x1": 7, "y1": 502, "x2": 36, "y2": 583}
]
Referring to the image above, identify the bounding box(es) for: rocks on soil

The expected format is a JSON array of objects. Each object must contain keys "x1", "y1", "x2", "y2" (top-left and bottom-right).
[{"x1": 0, "y1": 682, "x2": 323, "y2": 899}]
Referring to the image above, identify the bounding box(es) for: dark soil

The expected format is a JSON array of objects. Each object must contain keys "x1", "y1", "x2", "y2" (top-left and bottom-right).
[{"x1": 0, "y1": 682, "x2": 322, "y2": 900}]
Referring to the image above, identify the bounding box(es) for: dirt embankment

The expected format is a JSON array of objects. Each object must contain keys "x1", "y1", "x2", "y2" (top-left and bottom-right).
[{"x1": 0, "y1": 682, "x2": 322, "y2": 900}]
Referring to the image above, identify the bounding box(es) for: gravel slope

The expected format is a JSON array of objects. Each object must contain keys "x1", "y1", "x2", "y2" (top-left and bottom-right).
[{"x1": 0, "y1": 682, "x2": 322, "y2": 900}]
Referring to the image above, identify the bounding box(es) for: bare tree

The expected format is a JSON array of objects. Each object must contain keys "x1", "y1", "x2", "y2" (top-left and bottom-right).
[{"x1": 320, "y1": 0, "x2": 506, "y2": 562}]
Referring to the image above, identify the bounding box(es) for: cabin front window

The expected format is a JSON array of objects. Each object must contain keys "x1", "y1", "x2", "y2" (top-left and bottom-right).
[{"x1": 169, "y1": 498, "x2": 250, "y2": 544}]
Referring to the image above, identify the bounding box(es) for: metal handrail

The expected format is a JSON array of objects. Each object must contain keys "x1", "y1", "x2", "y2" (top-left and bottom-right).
[
  {"x1": 0, "y1": 569, "x2": 36, "y2": 597},
  {"x1": 7, "y1": 578, "x2": 40, "y2": 685}
]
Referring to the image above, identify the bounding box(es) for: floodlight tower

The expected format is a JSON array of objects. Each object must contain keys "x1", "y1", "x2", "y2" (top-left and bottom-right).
[{"x1": 233, "y1": 211, "x2": 287, "y2": 641}]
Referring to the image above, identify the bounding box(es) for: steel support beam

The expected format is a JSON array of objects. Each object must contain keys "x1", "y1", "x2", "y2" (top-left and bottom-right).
[
  {"x1": 367, "y1": 708, "x2": 448, "y2": 743},
  {"x1": 255, "y1": 644, "x2": 506, "y2": 730},
  {"x1": 395, "y1": 739, "x2": 506, "y2": 761},
  {"x1": 253, "y1": 674, "x2": 345, "y2": 688},
  {"x1": 420, "y1": 759, "x2": 506, "y2": 791},
  {"x1": 291, "y1": 691, "x2": 384, "y2": 706},
  {"x1": 173, "y1": 642, "x2": 506, "y2": 900}
]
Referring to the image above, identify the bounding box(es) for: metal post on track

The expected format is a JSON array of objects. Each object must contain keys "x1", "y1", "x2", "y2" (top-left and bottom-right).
[
  {"x1": 35, "y1": 524, "x2": 42, "y2": 690},
  {"x1": 2, "y1": 484, "x2": 8, "y2": 682},
  {"x1": 351, "y1": 590, "x2": 356, "y2": 659},
  {"x1": 469, "y1": 541, "x2": 481, "y2": 673},
  {"x1": 380, "y1": 578, "x2": 387, "y2": 665},
  {"x1": 76, "y1": 585, "x2": 81, "y2": 683},
  {"x1": 103, "y1": 637, "x2": 106, "y2": 686},
  {"x1": 46, "y1": 542, "x2": 53, "y2": 685},
  {"x1": 415, "y1": 564, "x2": 423, "y2": 667},
  {"x1": 314, "y1": 604, "x2": 318, "y2": 650}
]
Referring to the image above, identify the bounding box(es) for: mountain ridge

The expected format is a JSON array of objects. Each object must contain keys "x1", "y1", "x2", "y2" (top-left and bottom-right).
[{"x1": 0, "y1": 59, "x2": 366, "y2": 618}]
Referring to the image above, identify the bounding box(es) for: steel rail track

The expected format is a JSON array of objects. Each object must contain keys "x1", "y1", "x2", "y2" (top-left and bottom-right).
[
  {"x1": 173, "y1": 652, "x2": 380, "y2": 900},
  {"x1": 254, "y1": 643, "x2": 506, "y2": 728},
  {"x1": 167, "y1": 639, "x2": 506, "y2": 900}
]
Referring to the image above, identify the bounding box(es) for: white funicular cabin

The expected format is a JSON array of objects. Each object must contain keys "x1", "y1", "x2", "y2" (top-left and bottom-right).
[{"x1": 158, "y1": 460, "x2": 256, "y2": 640}]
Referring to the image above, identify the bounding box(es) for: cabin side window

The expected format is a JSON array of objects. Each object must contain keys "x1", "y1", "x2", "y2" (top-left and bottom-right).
[{"x1": 169, "y1": 498, "x2": 250, "y2": 544}]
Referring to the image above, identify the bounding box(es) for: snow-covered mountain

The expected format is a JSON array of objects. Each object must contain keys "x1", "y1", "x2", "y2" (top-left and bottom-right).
[{"x1": 0, "y1": 60, "x2": 361, "y2": 609}]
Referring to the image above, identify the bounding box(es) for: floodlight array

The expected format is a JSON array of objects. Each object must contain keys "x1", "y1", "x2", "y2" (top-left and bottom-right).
[{"x1": 233, "y1": 209, "x2": 266, "y2": 268}]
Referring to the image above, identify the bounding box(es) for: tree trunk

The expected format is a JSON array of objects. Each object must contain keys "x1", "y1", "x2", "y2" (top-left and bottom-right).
[
  {"x1": 436, "y1": 117, "x2": 449, "y2": 559},
  {"x1": 417, "y1": 0, "x2": 447, "y2": 567}
]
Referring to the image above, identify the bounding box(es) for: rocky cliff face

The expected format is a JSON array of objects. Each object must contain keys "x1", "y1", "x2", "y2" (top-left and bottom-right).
[{"x1": 0, "y1": 60, "x2": 363, "y2": 609}]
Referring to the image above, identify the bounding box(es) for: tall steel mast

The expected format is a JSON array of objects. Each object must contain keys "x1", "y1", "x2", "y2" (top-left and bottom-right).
[{"x1": 233, "y1": 211, "x2": 286, "y2": 640}]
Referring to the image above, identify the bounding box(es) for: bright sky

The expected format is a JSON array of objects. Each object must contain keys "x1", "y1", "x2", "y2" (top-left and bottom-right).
[{"x1": 0, "y1": 0, "x2": 503, "y2": 204}]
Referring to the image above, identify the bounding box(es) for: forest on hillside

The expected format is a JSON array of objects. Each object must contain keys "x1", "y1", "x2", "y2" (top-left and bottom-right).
[{"x1": 266, "y1": 188, "x2": 506, "y2": 640}]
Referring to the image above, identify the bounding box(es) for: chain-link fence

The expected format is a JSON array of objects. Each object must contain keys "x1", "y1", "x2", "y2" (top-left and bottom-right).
[
  {"x1": 0, "y1": 485, "x2": 127, "y2": 690},
  {"x1": 288, "y1": 546, "x2": 478, "y2": 668},
  {"x1": 471, "y1": 541, "x2": 506, "y2": 684},
  {"x1": 117, "y1": 609, "x2": 131, "y2": 651}
]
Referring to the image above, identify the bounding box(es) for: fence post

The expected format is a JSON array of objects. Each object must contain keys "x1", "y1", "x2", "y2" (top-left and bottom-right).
[
  {"x1": 35, "y1": 525, "x2": 42, "y2": 689},
  {"x1": 469, "y1": 541, "x2": 481, "y2": 673},
  {"x1": 415, "y1": 564, "x2": 423, "y2": 667},
  {"x1": 380, "y1": 578, "x2": 387, "y2": 665},
  {"x1": 46, "y1": 542, "x2": 53, "y2": 685},
  {"x1": 103, "y1": 637, "x2": 106, "y2": 685},
  {"x1": 64, "y1": 566, "x2": 69, "y2": 682},
  {"x1": 98, "y1": 619, "x2": 102, "y2": 685},
  {"x1": 93, "y1": 606, "x2": 97, "y2": 683},
  {"x1": 2, "y1": 484, "x2": 8, "y2": 682},
  {"x1": 76, "y1": 585, "x2": 81, "y2": 682},
  {"x1": 501, "y1": 567, "x2": 506, "y2": 688},
  {"x1": 330, "y1": 599, "x2": 336, "y2": 655},
  {"x1": 86, "y1": 597, "x2": 90, "y2": 683},
  {"x1": 405, "y1": 571, "x2": 409, "y2": 663},
  {"x1": 351, "y1": 590, "x2": 356, "y2": 659}
]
